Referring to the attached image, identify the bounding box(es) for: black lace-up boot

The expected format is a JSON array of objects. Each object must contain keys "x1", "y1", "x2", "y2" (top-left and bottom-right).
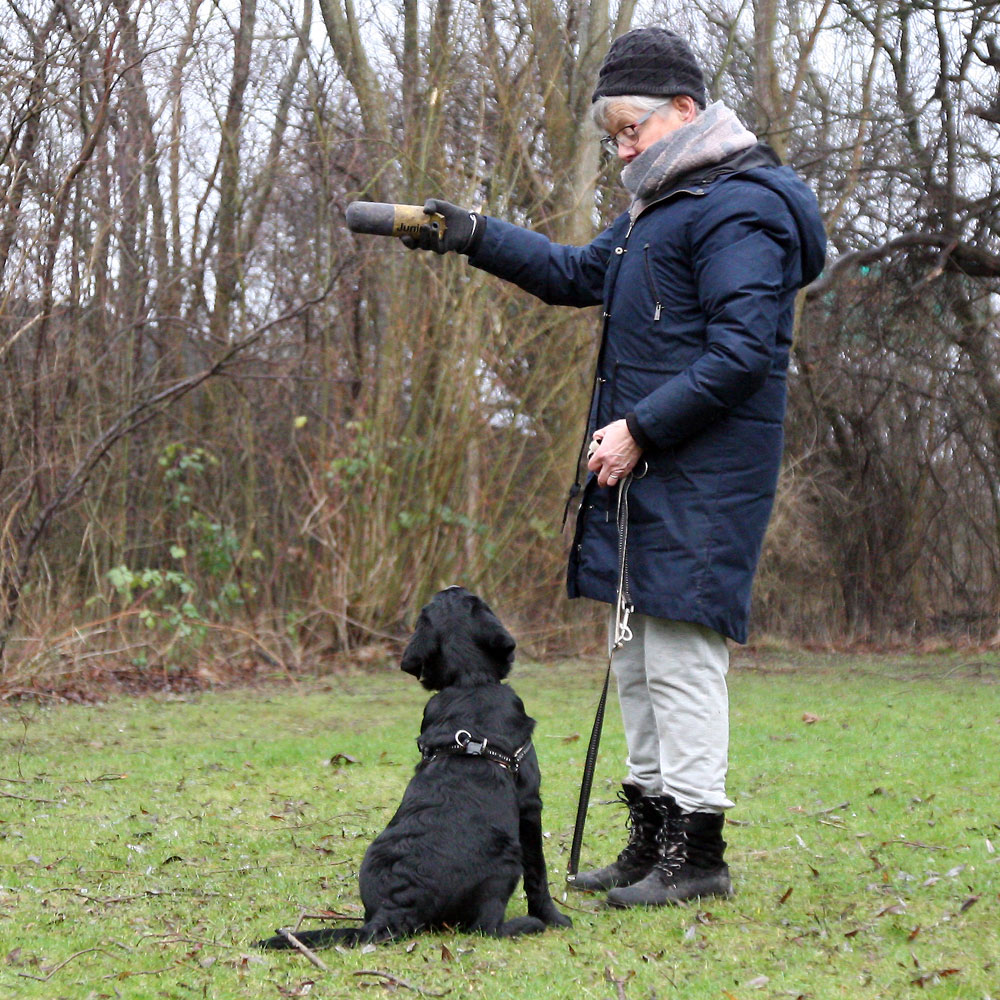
[
  {"x1": 567, "y1": 784, "x2": 670, "y2": 892},
  {"x1": 605, "y1": 800, "x2": 733, "y2": 907}
]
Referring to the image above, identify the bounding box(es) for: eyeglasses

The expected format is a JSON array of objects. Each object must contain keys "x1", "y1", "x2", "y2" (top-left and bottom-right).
[{"x1": 599, "y1": 105, "x2": 667, "y2": 155}]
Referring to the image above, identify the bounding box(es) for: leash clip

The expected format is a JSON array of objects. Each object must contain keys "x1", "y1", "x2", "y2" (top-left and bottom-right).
[
  {"x1": 455, "y1": 730, "x2": 486, "y2": 755},
  {"x1": 613, "y1": 601, "x2": 634, "y2": 651}
]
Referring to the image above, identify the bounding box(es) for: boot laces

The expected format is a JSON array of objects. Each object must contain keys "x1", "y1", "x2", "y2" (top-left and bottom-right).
[
  {"x1": 654, "y1": 810, "x2": 687, "y2": 874},
  {"x1": 616, "y1": 790, "x2": 655, "y2": 865}
]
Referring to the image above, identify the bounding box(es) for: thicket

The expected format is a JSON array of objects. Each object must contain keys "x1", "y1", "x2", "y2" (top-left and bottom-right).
[{"x1": 3, "y1": 0, "x2": 1000, "y2": 683}]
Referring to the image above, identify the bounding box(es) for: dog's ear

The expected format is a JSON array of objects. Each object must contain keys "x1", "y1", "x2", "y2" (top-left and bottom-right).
[
  {"x1": 401, "y1": 612, "x2": 440, "y2": 684},
  {"x1": 470, "y1": 598, "x2": 516, "y2": 677}
]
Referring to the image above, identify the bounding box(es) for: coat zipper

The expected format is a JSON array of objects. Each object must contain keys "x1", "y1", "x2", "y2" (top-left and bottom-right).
[{"x1": 642, "y1": 244, "x2": 663, "y2": 322}]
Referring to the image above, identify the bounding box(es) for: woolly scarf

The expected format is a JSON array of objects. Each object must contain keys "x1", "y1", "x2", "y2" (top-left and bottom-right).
[{"x1": 622, "y1": 101, "x2": 758, "y2": 221}]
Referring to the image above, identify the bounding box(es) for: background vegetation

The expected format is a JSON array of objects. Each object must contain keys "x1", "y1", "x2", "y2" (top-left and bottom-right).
[
  {"x1": 2, "y1": 651, "x2": 998, "y2": 998},
  {"x1": 3, "y1": 0, "x2": 1000, "y2": 685}
]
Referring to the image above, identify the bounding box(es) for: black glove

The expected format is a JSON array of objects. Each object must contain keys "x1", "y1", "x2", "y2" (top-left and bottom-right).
[{"x1": 401, "y1": 198, "x2": 486, "y2": 255}]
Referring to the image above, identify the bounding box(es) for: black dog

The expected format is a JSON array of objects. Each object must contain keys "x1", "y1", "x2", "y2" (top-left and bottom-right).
[{"x1": 260, "y1": 586, "x2": 571, "y2": 948}]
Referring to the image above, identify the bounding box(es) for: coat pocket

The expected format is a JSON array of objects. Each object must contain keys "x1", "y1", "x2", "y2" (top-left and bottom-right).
[{"x1": 609, "y1": 359, "x2": 678, "y2": 421}]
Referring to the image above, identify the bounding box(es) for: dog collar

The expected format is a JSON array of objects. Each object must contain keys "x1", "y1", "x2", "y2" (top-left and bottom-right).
[{"x1": 418, "y1": 730, "x2": 532, "y2": 775}]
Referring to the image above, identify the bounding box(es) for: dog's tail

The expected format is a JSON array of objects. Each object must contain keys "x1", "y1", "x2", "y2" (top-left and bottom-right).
[{"x1": 257, "y1": 926, "x2": 366, "y2": 951}]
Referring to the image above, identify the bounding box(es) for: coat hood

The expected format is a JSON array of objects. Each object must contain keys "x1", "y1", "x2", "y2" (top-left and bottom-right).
[
  {"x1": 728, "y1": 145, "x2": 827, "y2": 286},
  {"x1": 647, "y1": 142, "x2": 827, "y2": 288}
]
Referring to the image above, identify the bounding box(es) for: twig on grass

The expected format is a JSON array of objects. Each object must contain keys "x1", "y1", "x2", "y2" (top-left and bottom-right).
[
  {"x1": 0, "y1": 790, "x2": 61, "y2": 803},
  {"x1": 102, "y1": 965, "x2": 176, "y2": 980},
  {"x1": 810, "y1": 801, "x2": 850, "y2": 816},
  {"x1": 276, "y1": 928, "x2": 329, "y2": 972},
  {"x1": 140, "y1": 933, "x2": 247, "y2": 952},
  {"x1": 604, "y1": 966, "x2": 633, "y2": 1000},
  {"x1": 296, "y1": 911, "x2": 364, "y2": 924},
  {"x1": 893, "y1": 840, "x2": 947, "y2": 851},
  {"x1": 17, "y1": 947, "x2": 114, "y2": 982},
  {"x1": 353, "y1": 969, "x2": 450, "y2": 996}
]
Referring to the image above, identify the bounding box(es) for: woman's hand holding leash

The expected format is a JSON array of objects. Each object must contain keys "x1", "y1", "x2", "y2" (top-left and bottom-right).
[{"x1": 588, "y1": 419, "x2": 643, "y2": 488}]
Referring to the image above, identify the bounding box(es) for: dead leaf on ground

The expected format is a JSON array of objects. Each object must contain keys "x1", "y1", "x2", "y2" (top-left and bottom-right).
[
  {"x1": 911, "y1": 968, "x2": 960, "y2": 987},
  {"x1": 802, "y1": 712, "x2": 820, "y2": 724},
  {"x1": 329, "y1": 753, "x2": 360, "y2": 766}
]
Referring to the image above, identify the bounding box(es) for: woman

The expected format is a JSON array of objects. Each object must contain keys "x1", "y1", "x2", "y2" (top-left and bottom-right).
[{"x1": 402, "y1": 26, "x2": 827, "y2": 907}]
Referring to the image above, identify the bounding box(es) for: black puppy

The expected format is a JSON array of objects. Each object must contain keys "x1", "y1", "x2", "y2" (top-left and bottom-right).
[{"x1": 260, "y1": 586, "x2": 571, "y2": 948}]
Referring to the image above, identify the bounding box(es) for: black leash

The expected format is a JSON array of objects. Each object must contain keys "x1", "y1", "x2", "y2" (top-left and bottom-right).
[{"x1": 566, "y1": 471, "x2": 638, "y2": 879}]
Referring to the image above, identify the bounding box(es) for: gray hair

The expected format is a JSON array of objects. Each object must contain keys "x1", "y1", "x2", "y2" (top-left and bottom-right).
[{"x1": 591, "y1": 95, "x2": 674, "y2": 132}]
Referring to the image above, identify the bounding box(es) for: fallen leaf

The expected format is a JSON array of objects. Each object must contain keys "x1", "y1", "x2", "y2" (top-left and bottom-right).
[
  {"x1": 911, "y1": 968, "x2": 961, "y2": 987},
  {"x1": 959, "y1": 895, "x2": 980, "y2": 912},
  {"x1": 329, "y1": 753, "x2": 360, "y2": 766},
  {"x1": 440, "y1": 943, "x2": 453, "y2": 962},
  {"x1": 747, "y1": 974, "x2": 770, "y2": 988},
  {"x1": 778, "y1": 886, "x2": 793, "y2": 905},
  {"x1": 908, "y1": 925, "x2": 921, "y2": 941},
  {"x1": 802, "y1": 712, "x2": 820, "y2": 724}
]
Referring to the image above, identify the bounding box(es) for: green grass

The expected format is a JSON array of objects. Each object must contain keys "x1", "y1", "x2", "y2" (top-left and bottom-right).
[{"x1": 1, "y1": 650, "x2": 999, "y2": 999}]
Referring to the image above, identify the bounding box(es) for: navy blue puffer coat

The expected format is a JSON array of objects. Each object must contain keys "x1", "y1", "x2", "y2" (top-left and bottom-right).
[{"x1": 469, "y1": 145, "x2": 826, "y2": 643}]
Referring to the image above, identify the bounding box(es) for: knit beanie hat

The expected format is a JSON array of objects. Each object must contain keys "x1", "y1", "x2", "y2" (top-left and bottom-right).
[{"x1": 592, "y1": 27, "x2": 707, "y2": 108}]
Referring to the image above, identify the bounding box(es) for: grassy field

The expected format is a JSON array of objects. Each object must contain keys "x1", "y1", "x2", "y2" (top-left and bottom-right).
[{"x1": 2, "y1": 647, "x2": 998, "y2": 999}]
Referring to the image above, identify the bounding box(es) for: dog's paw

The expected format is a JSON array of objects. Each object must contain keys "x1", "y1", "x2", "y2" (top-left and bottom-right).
[
  {"x1": 548, "y1": 910, "x2": 573, "y2": 929},
  {"x1": 498, "y1": 915, "x2": 547, "y2": 937}
]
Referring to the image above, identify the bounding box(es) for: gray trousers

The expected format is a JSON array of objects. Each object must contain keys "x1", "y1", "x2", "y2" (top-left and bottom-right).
[{"x1": 610, "y1": 613, "x2": 733, "y2": 814}]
